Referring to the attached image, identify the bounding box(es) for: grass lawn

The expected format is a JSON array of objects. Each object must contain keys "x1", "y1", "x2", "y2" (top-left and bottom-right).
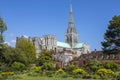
[{"x1": 14, "y1": 74, "x2": 101, "y2": 80}]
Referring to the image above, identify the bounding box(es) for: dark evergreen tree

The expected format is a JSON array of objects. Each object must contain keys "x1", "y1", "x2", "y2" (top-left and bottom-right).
[{"x1": 101, "y1": 15, "x2": 120, "y2": 54}]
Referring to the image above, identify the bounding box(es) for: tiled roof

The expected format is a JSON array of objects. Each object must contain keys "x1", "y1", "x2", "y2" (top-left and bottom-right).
[
  {"x1": 57, "y1": 41, "x2": 71, "y2": 48},
  {"x1": 74, "y1": 43, "x2": 84, "y2": 48}
]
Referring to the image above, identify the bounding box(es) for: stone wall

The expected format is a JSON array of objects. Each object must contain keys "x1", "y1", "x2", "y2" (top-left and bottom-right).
[{"x1": 79, "y1": 51, "x2": 120, "y2": 60}]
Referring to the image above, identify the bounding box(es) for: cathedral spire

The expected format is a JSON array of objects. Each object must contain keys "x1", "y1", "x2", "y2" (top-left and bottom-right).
[
  {"x1": 69, "y1": 0, "x2": 74, "y2": 25},
  {"x1": 67, "y1": 0, "x2": 77, "y2": 33},
  {"x1": 65, "y1": 1, "x2": 78, "y2": 48}
]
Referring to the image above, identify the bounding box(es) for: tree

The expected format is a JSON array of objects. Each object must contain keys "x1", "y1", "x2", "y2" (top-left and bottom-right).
[
  {"x1": 0, "y1": 17, "x2": 7, "y2": 61},
  {"x1": 101, "y1": 15, "x2": 120, "y2": 54},
  {"x1": 16, "y1": 38, "x2": 36, "y2": 65},
  {"x1": 2, "y1": 45, "x2": 24, "y2": 66},
  {"x1": 0, "y1": 17, "x2": 7, "y2": 43},
  {"x1": 36, "y1": 49, "x2": 55, "y2": 66}
]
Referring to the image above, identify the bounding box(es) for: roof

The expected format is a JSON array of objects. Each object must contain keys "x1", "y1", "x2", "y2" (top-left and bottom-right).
[
  {"x1": 57, "y1": 41, "x2": 71, "y2": 48},
  {"x1": 74, "y1": 43, "x2": 84, "y2": 48}
]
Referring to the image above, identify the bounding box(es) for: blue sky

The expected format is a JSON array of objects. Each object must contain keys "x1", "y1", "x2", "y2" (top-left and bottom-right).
[{"x1": 0, "y1": 0, "x2": 120, "y2": 51}]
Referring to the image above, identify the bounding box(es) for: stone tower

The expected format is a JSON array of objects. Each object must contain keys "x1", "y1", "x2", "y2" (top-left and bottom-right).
[{"x1": 65, "y1": 2, "x2": 78, "y2": 48}]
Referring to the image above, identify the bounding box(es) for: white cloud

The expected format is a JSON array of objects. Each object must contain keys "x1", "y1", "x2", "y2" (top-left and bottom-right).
[
  {"x1": 23, "y1": 35, "x2": 29, "y2": 38},
  {"x1": 11, "y1": 40, "x2": 16, "y2": 44},
  {"x1": 4, "y1": 42, "x2": 11, "y2": 45}
]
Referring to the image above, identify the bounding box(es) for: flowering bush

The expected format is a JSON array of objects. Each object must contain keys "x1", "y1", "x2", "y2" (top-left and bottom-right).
[
  {"x1": 65, "y1": 64, "x2": 77, "y2": 74},
  {"x1": 72, "y1": 68, "x2": 87, "y2": 76},
  {"x1": 1, "y1": 72, "x2": 14, "y2": 78},
  {"x1": 56, "y1": 68, "x2": 65, "y2": 74},
  {"x1": 96, "y1": 68, "x2": 114, "y2": 79},
  {"x1": 30, "y1": 66, "x2": 42, "y2": 73}
]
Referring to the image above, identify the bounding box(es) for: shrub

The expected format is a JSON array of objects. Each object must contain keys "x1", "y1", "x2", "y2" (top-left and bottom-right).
[
  {"x1": 1, "y1": 72, "x2": 14, "y2": 78},
  {"x1": 0, "y1": 74, "x2": 5, "y2": 80},
  {"x1": 55, "y1": 69, "x2": 65, "y2": 77},
  {"x1": 65, "y1": 64, "x2": 77, "y2": 74},
  {"x1": 96, "y1": 68, "x2": 114, "y2": 79},
  {"x1": 30, "y1": 66, "x2": 42, "y2": 73},
  {"x1": 7, "y1": 75, "x2": 22, "y2": 80},
  {"x1": 92, "y1": 75, "x2": 100, "y2": 79},
  {"x1": 56, "y1": 68, "x2": 65, "y2": 74},
  {"x1": 72, "y1": 68, "x2": 87, "y2": 76},
  {"x1": 11, "y1": 61, "x2": 25, "y2": 71},
  {"x1": 46, "y1": 71, "x2": 55, "y2": 77},
  {"x1": 62, "y1": 73, "x2": 69, "y2": 78},
  {"x1": 0, "y1": 62, "x2": 10, "y2": 72},
  {"x1": 42, "y1": 62, "x2": 55, "y2": 70},
  {"x1": 103, "y1": 62, "x2": 118, "y2": 71},
  {"x1": 27, "y1": 71, "x2": 39, "y2": 77},
  {"x1": 73, "y1": 74, "x2": 81, "y2": 78},
  {"x1": 115, "y1": 71, "x2": 120, "y2": 78},
  {"x1": 85, "y1": 60, "x2": 103, "y2": 73}
]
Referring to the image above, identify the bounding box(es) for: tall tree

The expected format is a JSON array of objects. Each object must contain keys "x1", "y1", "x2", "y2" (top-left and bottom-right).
[
  {"x1": 101, "y1": 15, "x2": 120, "y2": 54},
  {"x1": 0, "y1": 17, "x2": 7, "y2": 43},
  {"x1": 16, "y1": 37, "x2": 36, "y2": 65},
  {"x1": 0, "y1": 17, "x2": 7, "y2": 61}
]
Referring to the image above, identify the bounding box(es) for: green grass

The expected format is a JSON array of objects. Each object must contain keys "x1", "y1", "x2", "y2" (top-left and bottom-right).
[{"x1": 11, "y1": 74, "x2": 101, "y2": 80}]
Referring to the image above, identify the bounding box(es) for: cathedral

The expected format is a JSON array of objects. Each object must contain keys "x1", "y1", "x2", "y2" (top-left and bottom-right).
[{"x1": 16, "y1": 2, "x2": 90, "y2": 64}]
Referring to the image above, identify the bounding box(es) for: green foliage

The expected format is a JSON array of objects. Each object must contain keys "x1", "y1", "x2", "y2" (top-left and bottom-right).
[
  {"x1": 2, "y1": 46, "x2": 22, "y2": 66},
  {"x1": 27, "y1": 71, "x2": 39, "y2": 77},
  {"x1": 3, "y1": 46, "x2": 16, "y2": 63},
  {"x1": 96, "y1": 68, "x2": 115, "y2": 79},
  {"x1": 30, "y1": 66, "x2": 42, "y2": 73},
  {"x1": 0, "y1": 17, "x2": 7, "y2": 34},
  {"x1": 56, "y1": 69, "x2": 65, "y2": 74},
  {"x1": 0, "y1": 17, "x2": 7, "y2": 64},
  {"x1": 65, "y1": 64, "x2": 77, "y2": 74},
  {"x1": 0, "y1": 62, "x2": 9, "y2": 72},
  {"x1": 0, "y1": 17, "x2": 7, "y2": 44},
  {"x1": 40, "y1": 49, "x2": 55, "y2": 57},
  {"x1": 115, "y1": 71, "x2": 120, "y2": 78},
  {"x1": 72, "y1": 68, "x2": 87, "y2": 76},
  {"x1": 45, "y1": 71, "x2": 55, "y2": 77},
  {"x1": 0, "y1": 35, "x2": 3, "y2": 44},
  {"x1": 102, "y1": 15, "x2": 120, "y2": 54},
  {"x1": 61, "y1": 73, "x2": 69, "y2": 78},
  {"x1": 7, "y1": 75, "x2": 22, "y2": 80},
  {"x1": 1, "y1": 72, "x2": 14, "y2": 78},
  {"x1": 37, "y1": 55, "x2": 51, "y2": 66},
  {"x1": 103, "y1": 62, "x2": 118, "y2": 71},
  {"x1": 55, "y1": 69, "x2": 65, "y2": 77},
  {"x1": 42, "y1": 62, "x2": 55, "y2": 70},
  {"x1": 16, "y1": 38, "x2": 36, "y2": 65},
  {"x1": 0, "y1": 17, "x2": 7, "y2": 61},
  {"x1": 36, "y1": 49, "x2": 55, "y2": 66},
  {"x1": 11, "y1": 61, "x2": 25, "y2": 71},
  {"x1": 85, "y1": 60, "x2": 103, "y2": 73}
]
